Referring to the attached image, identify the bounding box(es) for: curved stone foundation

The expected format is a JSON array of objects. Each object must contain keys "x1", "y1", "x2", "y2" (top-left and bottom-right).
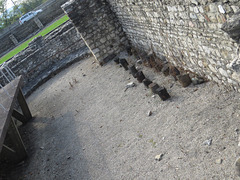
[{"x1": 1, "y1": 21, "x2": 91, "y2": 96}]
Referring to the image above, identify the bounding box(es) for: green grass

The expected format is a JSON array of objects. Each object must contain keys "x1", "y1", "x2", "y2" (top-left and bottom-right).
[{"x1": 0, "y1": 15, "x2": 69, "y2": 64}]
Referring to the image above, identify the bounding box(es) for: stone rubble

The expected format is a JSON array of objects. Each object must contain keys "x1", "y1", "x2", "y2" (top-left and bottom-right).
[
  {"x1": 155, "y1": 154, "x2": 164, "y2": 161},
  {"x1": 147, "y1": 110, "x2": 152, "y2": 116},
  {"x1": 216, "y1": 159, "x2": 223, "y2": 164},
  {"x1": 203, "y1": 138, "x2": 212, "y2": 146}
]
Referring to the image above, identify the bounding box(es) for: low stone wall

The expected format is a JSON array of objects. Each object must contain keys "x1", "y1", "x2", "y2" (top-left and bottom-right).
[
  {"x1": 0, "y1": 0, "x2": 68, "y2": 58},
  {"x1": 2, "y1": 21, "x2": 91, "y2": 96},
  {"x1": 108, "y1": 0, "x2": 240, "y2": 91},
  {"x1": 62, "y1": 0, "x2": 129, "y2": 64},
  {"x1": 3, "y1": 0, "x2": 240, "y2": 96}
]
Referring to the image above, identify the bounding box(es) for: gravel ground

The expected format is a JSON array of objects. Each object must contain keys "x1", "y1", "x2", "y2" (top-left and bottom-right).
[{"x1": 6, "y1": 56, "x2": 240, "y2": 179}]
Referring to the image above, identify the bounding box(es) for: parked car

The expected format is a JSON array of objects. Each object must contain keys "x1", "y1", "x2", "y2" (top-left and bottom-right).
[{"x1": 19, "y1": 9, "x2": 43, "y2": 25}]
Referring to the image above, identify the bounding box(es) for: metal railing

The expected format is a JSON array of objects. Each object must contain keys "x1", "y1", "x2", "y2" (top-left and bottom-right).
[{"x1": 0, "y1": 63, "x2": 16, "y2": 111}]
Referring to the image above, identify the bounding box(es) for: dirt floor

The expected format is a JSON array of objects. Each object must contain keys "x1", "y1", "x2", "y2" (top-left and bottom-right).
[{"x1": 4, "y1": 55, "x2": 240, "y2": 179}]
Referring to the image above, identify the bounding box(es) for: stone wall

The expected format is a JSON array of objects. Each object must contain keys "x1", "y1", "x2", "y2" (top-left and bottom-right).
[
  {"x1": 62, "y1": 0, "x2": 129, "y2": 64},
  {"x1": 0, "y1": 0, "x2": 68, "y2": 58},
  {"x1": 1, "y1": 21, "x2": 91, "y2": 96},
  {"x1": 107, "y1": 0, "x2": 240, "y2": 91}
]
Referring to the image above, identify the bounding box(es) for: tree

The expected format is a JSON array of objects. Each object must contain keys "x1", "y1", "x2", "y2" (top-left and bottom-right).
[
  {"x1": 0, "y1": 0, "x2": 8, "y2": 29},
  {"x1": 0, "y1": 0, "x2": 48, "y2": 30},
  {"x1": 20, "y1": 0, "x2": 48, "y2": 14},
  {"x1": 0, "y1": 0, "x2": 7, "y2": 14}
]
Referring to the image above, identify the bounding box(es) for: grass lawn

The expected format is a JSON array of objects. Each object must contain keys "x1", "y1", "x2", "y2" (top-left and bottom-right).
[{"x1": 0, "y1": 15, "x2": 69, "y2": 64}]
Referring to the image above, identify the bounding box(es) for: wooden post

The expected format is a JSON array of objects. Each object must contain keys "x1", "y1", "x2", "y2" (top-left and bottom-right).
[
  {"x1": 0, "y1": 144, "x2": 16, "y2": 163},
  {"x1": 4, "y1": 118, "x2": 27, "y2": 164},
  {"x1": 9, "y1": 34, "x2": 19, "y2": 46},
  {"x1": 17, "y1": 89, "x2": 32, "y2": 121},
  {"x1": 34, "y1": 17, "x2": 44, "y2": 29},
  {"x1": 12, "y1": 109, "x2": 27, "y2": 124}
]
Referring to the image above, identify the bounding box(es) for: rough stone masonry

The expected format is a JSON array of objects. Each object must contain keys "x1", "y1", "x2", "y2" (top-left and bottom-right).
[
  {"x1": 62, "y1": 0, "x2": 129, "y2": 65},
  {"x1": 1, "y1": 21, "x2": 90, "y2": 96},
  {"x1": 0, "y1": 0, "x2": 68, "y2": 58},
  {"x1": 63, "y1": 0, "x2": 240, "y2": 91},
  {"x1": 108, "y1": 0, "x2": 240, "y2": 91}
]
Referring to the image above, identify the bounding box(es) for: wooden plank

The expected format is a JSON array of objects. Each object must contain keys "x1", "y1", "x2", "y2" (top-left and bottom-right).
[
  {"x1": 12, "y1": 109, "x2": 27, "y2": 124},
  {"x1": 4, "y1": 118, "x2": 27, "y2": 163},
  {"x1": 0, "y1": 76, "x2": 23, "y2": 153},
  {"x1": 17, "y1": 89, "x2": 32, "y2": 121},
  {"x1": 0, "y1": 144, "x2": 16, "y2": 163}
]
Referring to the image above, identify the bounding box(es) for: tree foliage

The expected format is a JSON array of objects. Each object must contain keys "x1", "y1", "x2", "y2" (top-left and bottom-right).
[
  {"x1": 0, "y1": 0, "x2": 7, "y2": 13},
  {"x1": 21, "y1": 0, "x2": 47, "y2": 14},
  {"x1": 0, "y1": 0, "x2": 48, "y2": 30}
]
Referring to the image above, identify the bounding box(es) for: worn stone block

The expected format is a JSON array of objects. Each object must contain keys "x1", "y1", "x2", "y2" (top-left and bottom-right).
[
  {"x1": 62, "y1": 0, "x2": 240, "y2": 90},
  {"x1": 129, "y1": 65, "x2": 138, "y2": 78},
  {"x1": 143, "y1": 79, "x2": 152, "y2": 88},
  {"x1": 156, "y1": 87, "x2": 171, "y2": 101},
  {"x1": 127, "y1": 46, "x2": 133, "y2": 56},
  {"x1": 62, "y1": 0, "x2": 129, "y2": 64},
  {"x1": 114, "y1": 58, "x2": 120, "y2": 64},
  {"x1": 136, "y1": 71, "x2": 145, "y2": 83},
  {"x1": 149, "y1": 83, "x2": 160, "y2": 94},
  {"x1": 177, "y1": 74, "x2": 192, "y2": 87},
  {"x1": 222, "y1": 12, "x2": 240, "y2": 42},
  {"x1": 192, "y1": 77, "x2": 205, "y2": 85},
  {"x1": 119, "y1": 58, "x2": 129, "y2": 70},
  {"x1": 169, "y1": 66, "x2": 180, "y2": 80},
  {"x1": 162, "y1": 64, "x2": 170, "y2": 76}
]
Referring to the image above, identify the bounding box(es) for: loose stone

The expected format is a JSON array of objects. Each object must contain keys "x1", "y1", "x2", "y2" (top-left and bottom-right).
[
  {"x1": 148, "y1": 110, "x2": 152, "y2": 116},
  {"x1": 216, "y1": 159, "x2": 223, "y2": 164},
  {"x1": 203, "y1": 138, "x2": 212, "y2": 146},
  {"x1": 124, "y1": 82, "x2": 135, "y2": 92},
  {"x1": 126, "y1": 82, "x2": 135, "y2": 88},
  {"x1": 137, "y1": 60, "x2": 143, "y2": 64},
  {"x1": 155, "y1": 154, "x2": 164, "y2": 161},
  {"x1": 192, "y1": 77, "x2": 205, "y2": 85}
]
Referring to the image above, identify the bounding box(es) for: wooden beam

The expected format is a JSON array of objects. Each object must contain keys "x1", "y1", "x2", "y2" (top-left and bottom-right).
[
  {"x1": 5, "y1": 118, "x2": 27, "y2": 164},
  {"x1": 0, "y1": 144, "x2": 16, "y2": 163},
  {"x1": 17, "y1": 89, "x2": 32, "y2": 121},
  {"x1": 12, "y1": 109, "x2": 27, "y2": 124}
]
